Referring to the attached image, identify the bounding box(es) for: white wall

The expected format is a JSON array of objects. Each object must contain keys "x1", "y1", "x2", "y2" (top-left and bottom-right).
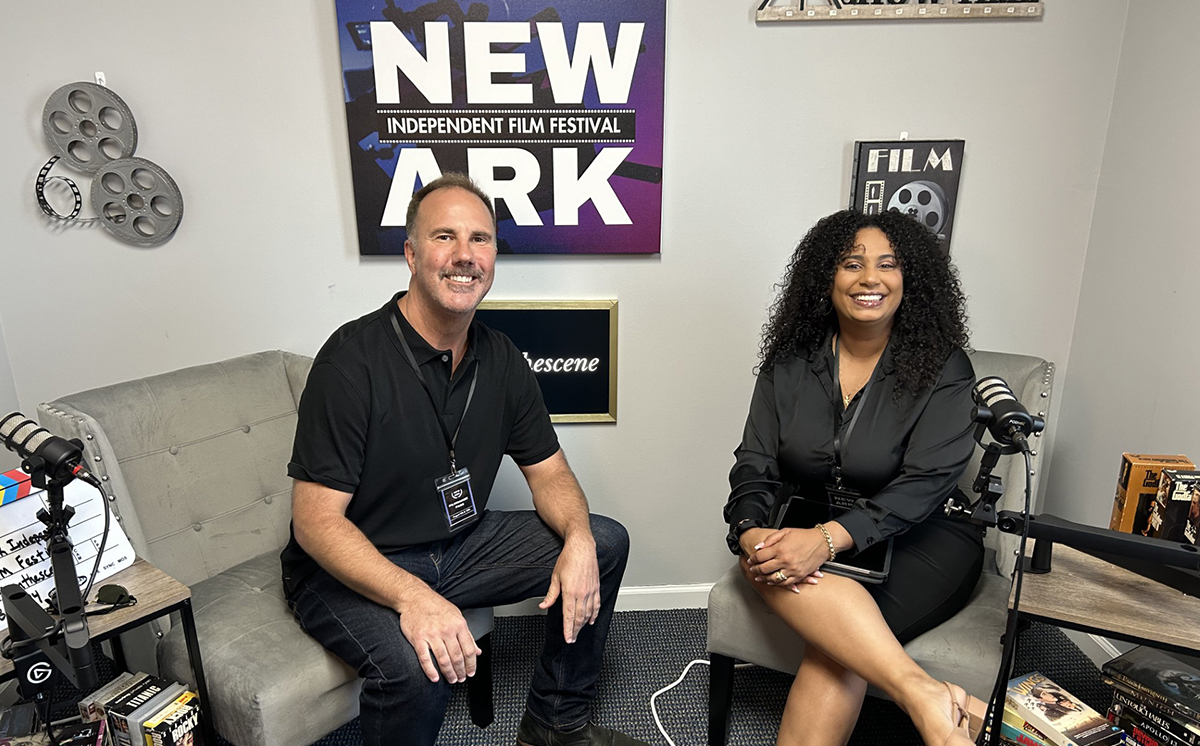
[
  {"x1": 1045, "y1": 0, "x2": 1200, "y2": 525},
  {"x1": 0, "y1": 320, "x2": 20, "y2": 472},
  {"x1": 0, "y1": 1, "x2": 1129, "y2": 587}
]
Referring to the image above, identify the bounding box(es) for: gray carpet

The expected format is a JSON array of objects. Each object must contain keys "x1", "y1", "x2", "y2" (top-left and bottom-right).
[
  {"x1": 39, "y1": 610, "x2": 1107, "y2": 746},
  {"x1": 297, "y1": 610, "x2": 1108, "y2": 746}
]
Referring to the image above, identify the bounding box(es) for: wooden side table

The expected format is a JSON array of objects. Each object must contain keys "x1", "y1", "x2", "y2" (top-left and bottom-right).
[
  {"x1": 0, "y1": 558, "x2": 218, "y2": 746},
  {"x1": 1011, "y1": 543, "x2": 1200, "y2": 654},
  {"x1": 988, "y1": 544, "x2": 1200, "y2": 745}
]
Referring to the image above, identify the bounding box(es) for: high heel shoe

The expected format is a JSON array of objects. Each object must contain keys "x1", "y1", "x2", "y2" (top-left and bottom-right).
[{"x1": 944, "y1": 682, "x2": 987, "y2": 742}]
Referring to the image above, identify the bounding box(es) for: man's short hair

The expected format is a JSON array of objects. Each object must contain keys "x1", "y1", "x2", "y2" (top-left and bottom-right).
[{"x1": 405, "y1": 172, "x2": 497, "y2": 237}]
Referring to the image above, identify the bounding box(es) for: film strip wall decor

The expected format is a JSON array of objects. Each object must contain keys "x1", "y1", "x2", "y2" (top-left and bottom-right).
[
  {"x1": 36, "y1": 76, "x2": 183, "y2": 245},
  {"x1": 757, "y1": 0, "x2": 1043, "y2": 22}
]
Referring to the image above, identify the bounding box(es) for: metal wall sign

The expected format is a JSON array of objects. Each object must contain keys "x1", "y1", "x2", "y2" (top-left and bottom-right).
[
  {"x1": 475, "y1": 300, "x2": 617, "y2": 423},
  {"x1": 332, "y1": 0, "x2": 666, "y2": 255},
  {"x1": 849, "y1": 139, "x2": 964, "y2": 251},
  {"x1": 758, "y1": 1, "x2": 1043, "y2": 22}
]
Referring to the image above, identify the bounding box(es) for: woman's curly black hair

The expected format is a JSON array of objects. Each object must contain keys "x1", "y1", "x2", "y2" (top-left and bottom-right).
[{"x1": 759, "y1": 209, "x2": 969, "y2": 396}]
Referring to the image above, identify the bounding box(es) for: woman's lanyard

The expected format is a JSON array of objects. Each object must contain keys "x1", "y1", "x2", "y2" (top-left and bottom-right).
[
  {"x1": 390, "y1": 310, "x2": 479, "y2": 473},
  {"x1": 830, "y1": 334, "x2": 885, "y2": 488}
]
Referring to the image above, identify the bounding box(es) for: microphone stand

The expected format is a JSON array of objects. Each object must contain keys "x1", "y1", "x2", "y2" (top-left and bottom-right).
[
  {"x1": 2, "y1": 455, "x2": 97, "y2": 707},
  {"x1": 946, "y1": 426, "x2": 1200, "y2": 746}
]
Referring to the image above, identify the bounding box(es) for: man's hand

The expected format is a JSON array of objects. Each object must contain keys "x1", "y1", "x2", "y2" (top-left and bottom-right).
[
  {"x1": 397, "y1": 587, "x2": 482, "y2": 684},
  {"x1": 539, "y1": 534, "x2": 601, "y2": 644}
]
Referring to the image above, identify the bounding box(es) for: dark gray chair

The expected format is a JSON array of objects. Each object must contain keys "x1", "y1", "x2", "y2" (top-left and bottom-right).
[
  {"x1": 705, "y1": 350, "x2": 1055, "y2": 746},
  {"x1": 39, "y1": 351, "x2": 494, "y2": 746}
]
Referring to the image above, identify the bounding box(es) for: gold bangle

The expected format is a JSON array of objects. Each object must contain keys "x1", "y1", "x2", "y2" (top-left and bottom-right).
[{"x1": 815, "y1": 523, "x2": 837, "y2": 562}]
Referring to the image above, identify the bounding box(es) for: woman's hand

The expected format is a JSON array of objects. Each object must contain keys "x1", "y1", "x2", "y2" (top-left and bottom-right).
[{"x1": 746, "y1": 528, "x2": 830, "y2": 587}]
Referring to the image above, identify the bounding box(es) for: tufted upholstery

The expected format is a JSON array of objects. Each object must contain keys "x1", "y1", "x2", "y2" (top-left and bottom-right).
[
  {"x1": 705, "y1": 350, "x2": 1055, "y2": 745},
  {"x1": 39, "y1": 350, "x2": 494, "y2": 746}
]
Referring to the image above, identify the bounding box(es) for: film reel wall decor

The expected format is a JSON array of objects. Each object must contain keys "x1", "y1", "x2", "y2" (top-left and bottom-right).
[{"x1": 36, "y1": 75, "x2": 183, "y2": 245}]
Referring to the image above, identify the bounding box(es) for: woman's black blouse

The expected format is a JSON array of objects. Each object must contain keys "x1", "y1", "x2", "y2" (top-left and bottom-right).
[{"x1": 725, "y1": 339, "x2": 977, "y2": 554}]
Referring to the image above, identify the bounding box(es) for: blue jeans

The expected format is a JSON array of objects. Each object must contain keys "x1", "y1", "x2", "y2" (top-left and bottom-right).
[{"x1": 288, "y1": 510, "x2": 630, "y2": 746}]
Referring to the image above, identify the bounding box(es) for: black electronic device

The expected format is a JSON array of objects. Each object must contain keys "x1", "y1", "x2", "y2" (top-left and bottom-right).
[
  {"x1": 774, "y1": 495, "x2": 893, "y2": 583},
  {"x1": 0, "y1": 413, "x2": 102, "y2": 488},
  {"x1": 971, "y1": 376, "x2": 1043, "y2": 454}
]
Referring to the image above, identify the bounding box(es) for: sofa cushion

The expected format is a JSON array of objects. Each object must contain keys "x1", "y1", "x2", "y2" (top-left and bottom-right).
[
  {"x1": 158, "y1": 552, "x2": 359, "y2": 746},
  {"x1": 158, "y1": 551, "x2": 497, "y2": 746}
]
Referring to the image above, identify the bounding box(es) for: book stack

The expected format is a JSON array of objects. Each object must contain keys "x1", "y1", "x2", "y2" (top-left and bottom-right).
[
  {"x1": 75, "y1": 672, "x2": 201, "y2": 746},
  {"x1": 1005, "y1": 672, "x2": 1124, "y2": 746},
  {"x1": 1103, "y1": 647, "x2": 1200, "y2": 746}
]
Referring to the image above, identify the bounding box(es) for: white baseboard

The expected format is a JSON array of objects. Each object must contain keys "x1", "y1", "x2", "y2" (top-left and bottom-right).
[
  {"x1": 614, "y1": 583, "x2": 714, "y2": 611},
  {"x1": 1061, "y1": 629, "x2": 1126, "y2": 665},
  {"x1": 494, "y1": 583, "x2": 713, "y2": 617}
]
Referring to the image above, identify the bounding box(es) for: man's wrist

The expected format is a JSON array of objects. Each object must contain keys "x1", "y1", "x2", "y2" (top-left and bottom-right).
[
  {"x1": 562, "y1": 522, "x2": 595, "y2": 548},
  {"x1": 393, "y1": 575, "x2": 433, "y2": 613}
]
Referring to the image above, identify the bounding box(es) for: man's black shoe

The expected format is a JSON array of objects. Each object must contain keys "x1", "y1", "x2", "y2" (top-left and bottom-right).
[{"x1": 515, "y1": 713, "x2": 650, "y2": 746}]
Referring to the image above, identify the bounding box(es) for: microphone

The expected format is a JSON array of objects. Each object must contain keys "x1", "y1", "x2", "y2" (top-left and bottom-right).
[
  {"x1": 972, "y1": 377, "x2": 1044, "y2": 453},
  {"x1": 0, "y1": 413, "x2": 102, "y2": 487}
]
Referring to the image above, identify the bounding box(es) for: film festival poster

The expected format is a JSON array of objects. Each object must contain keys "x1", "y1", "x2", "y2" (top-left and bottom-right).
[
  {"x1": 849, "y1": 140, "x2": 965, "y2": 251},
  {"x1": 333, "y1": 0, "x2": 667, "y2": 255}
]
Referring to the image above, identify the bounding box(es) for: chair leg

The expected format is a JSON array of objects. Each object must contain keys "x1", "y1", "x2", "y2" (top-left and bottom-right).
[
  {"x1": 468, "y1": 632, "x2": 494, "y2": 728},
  {"x1": 708, "y1": 652, "x2": 736, "y2": 746}
]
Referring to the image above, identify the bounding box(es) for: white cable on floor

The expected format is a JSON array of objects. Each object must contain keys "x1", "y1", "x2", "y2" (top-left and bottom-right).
[
  {"x1": 651, "y1": 658, "x2": 756, "y2": 746},
  {"x1": 651, "y1": 658, "x2": 709, "y2": 746}
]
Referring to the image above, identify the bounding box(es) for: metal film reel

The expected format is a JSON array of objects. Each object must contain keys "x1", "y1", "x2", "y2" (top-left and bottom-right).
[
  {"x1": 42, "y1": 82, "x2": 138, "y2": 174},
  {"x1": 886, "y1": 180, "x2": 948, "y2": 233},
  {"x1": 90, "y1": 157, "x2": 183, "y2": 246}
]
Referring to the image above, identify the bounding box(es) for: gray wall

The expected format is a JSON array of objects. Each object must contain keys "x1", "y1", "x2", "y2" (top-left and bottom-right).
[
  {"x1": 1046, "y1": 0, "x2": 1200, "y2": 524},
  {"x1": 0, "y1": 321, "x2": 19, "y2": 472},
  {"x1": 0, "y1": 1, "x2": 1129, "y2": 587}
]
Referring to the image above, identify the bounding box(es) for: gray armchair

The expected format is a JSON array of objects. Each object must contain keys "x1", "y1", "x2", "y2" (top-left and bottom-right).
[
  {"x1": 39, "y1": 350, "x2": 494, "y2": 746},
  {"x1": 705, "y1": 350, "x2": 1054, "y2": 746}
]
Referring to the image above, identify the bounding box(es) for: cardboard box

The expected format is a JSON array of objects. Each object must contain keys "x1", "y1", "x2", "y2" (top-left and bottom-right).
[
  {"x1": 1147, "y1": 469, "x2": 1200, "y2": 543},
  {"x1": 1110, "y1": 454, "x2": 1194, "y2": 534},
  {"x1": 1189, "y1": 493, "x2": 1200, "y2": 547}
]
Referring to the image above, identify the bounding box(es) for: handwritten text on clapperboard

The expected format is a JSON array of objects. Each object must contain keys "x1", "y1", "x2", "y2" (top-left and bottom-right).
[{"x1": 0, "y1": 469, "x2": 135, "y2": 622}]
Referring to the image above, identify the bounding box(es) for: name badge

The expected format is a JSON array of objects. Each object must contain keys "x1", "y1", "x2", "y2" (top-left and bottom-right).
[
  {"x1": 825, "y1": 483, "x2": 862, "y2": 512},
  {"x1": 436, "y1": 468, "x2": 478, "y2": 532}
]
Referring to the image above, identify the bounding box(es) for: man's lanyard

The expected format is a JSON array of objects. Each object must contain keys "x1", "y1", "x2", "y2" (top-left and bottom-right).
[
  {"x1": 390, "y1": 309, "x2": 479, "y2": 472},
  {"x1": 830, "y1": 334, "x2": 886, "y2": 488}
]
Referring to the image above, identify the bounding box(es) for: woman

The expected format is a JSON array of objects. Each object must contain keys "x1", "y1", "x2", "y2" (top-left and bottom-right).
[{"x1": 724, "y1": 209, "x2": 985, "y2": 746}]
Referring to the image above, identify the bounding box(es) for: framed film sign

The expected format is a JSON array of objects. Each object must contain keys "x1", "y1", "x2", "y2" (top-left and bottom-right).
[
  {"x1": 476, "y1": 300, "x2": 618, "y2": 423},
  {"x1": 849, "y1": 139, "x2": 964, "y2": 251}
]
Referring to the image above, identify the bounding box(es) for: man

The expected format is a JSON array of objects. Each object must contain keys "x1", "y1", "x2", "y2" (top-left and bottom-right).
[{"x1": 280, "y1": 173, "x2": 644, "y2": 746}]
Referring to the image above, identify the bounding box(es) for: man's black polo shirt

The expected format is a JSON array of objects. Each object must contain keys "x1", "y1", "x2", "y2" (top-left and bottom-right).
[{"x1": 280, "y1": 292, "x2": 560, "y2": 592}]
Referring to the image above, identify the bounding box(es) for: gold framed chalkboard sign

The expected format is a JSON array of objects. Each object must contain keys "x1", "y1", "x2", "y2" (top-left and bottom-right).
[
  {"x1": 476, "y1": 300, "x2": 618, "y2": 424},
  {"x1": 757, "y1": 0, "x2": 1043, "y2": 22}
]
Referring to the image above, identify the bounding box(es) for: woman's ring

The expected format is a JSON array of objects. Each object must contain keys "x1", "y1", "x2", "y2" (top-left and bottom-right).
[{"x1": 773, "y1": 570, "x2": 787, "y2": 583}]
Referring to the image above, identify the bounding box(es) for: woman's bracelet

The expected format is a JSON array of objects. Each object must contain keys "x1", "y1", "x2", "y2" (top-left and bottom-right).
[{"x1": 815, "y1": 522, "x2": 837, "y2": 562}]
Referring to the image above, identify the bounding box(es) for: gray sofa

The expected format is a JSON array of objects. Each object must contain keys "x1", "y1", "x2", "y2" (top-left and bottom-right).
[
  {"x1": 705, "y1": 350, "x2": 1055, "y2": 745},
  {"x1": 39, "y1": 350, "x2": 494, "y2": 746}
]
